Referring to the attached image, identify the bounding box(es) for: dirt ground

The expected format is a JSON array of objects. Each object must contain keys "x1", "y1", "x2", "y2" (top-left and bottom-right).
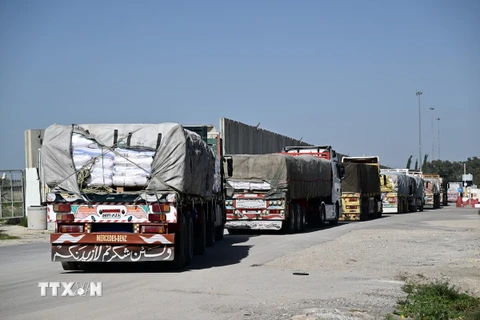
[
  {"x1": 1, "y1": 208, "x2": 479, "y2": 320},
  {"x1": 0, "y1": 224, "x2": 50, "y2": 246}
]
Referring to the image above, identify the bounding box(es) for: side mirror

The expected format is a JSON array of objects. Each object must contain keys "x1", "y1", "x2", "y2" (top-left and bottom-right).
[
  {"x1": 226, "y1": 157, "x2": 233, "y2": 177},
  {"x1": 225, "y1": 187, "x2": 234, "y2": 198}
]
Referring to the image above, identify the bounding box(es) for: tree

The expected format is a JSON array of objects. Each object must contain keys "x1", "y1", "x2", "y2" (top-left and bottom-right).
[
  {"x1": 422, "y1": 154, "x2": 429, "y2": 172},
  {"x1": 406, "y1": 155, "x2": 413, "y2": 170},
  {"x1": 404, "y1": 156, "x2": 480, "y2": 185}
]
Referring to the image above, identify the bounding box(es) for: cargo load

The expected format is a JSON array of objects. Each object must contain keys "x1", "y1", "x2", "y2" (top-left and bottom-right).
[
  {"x1": 411, "y1": 176, "x2": 424, "y2": 198},
  {"x1": 381, "y1": 172, "x2": 410, "y2": 196},
  {"x1": 226, "y1": 153, "x2": 332, "y2": 200},
  {"x1": 342, "y1": 162, "x2": 380, "y2": 194},
  {"x1": 41, "y1": 123, "x2": 215, "y2": 197}
]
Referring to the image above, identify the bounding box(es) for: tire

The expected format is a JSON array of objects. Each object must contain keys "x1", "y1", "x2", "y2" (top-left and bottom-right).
[
  {"x1": 214, "y1": 204, "x2": 225, "y2": 241},
  {"x1": 282, "y1": 202, "x2": 297, "y2": 234},
  {"x1": 319, "y1": 203, "x2": 326, "y2": 226},
  {"x1": 185, "y1": 214, "x2": 194, "y2": 265},
  {"x1": 171, "y1": 213, "x2": 187, "y2": 270},
  {"x1": 329, "y1": 203, "x2": 339, "y2": 226},
  {"x1": 298, "y1": 204, "x2": 306, "y2": 232},
  {"x1": 360, "y1": 199, "x2": 368, "y2": 221},
  {"x1": 206, "y1": 203, "x2": 216, "y2": 247},
  {"x1": 61, "y1": 262, "x2": 80, "y2": 271},
  {"x1": 193, "y1": 207, "x2": 206, "y2": 255},
  {"x1": 376, "y1": 200, "x2": 383, "y2": 218}
]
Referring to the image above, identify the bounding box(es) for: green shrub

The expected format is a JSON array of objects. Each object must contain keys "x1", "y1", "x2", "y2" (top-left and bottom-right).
[{"x1": 392, "y1": 280, "x2": 480, "y2": 320}]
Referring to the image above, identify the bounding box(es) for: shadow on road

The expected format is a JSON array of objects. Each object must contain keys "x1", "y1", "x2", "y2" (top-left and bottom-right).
[{"x1": 67, "y1": 233, "x2": 256, "y2": 274}]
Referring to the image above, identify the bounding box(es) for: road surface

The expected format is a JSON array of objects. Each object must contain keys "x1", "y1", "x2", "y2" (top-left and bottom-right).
[{"x1": 1, "y1": 207, "x2": 479, "y2": 320}]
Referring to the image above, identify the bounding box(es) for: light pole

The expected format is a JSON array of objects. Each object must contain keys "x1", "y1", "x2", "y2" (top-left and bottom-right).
[
  {"x1": 416, "y1": 90, "x2": 423, "y2": 170},
  {"x1": 429, "y1": 106, "x2": 435, "y2": 160},
  {"x1": 436, "y1": 117, "x2": 440, "y2": 160}
]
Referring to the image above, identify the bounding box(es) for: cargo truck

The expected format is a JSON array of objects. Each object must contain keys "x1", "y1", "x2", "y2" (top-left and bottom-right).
[
  {"x1": 224, "y1": 146, "x2": 344, "y2": 233},
  {"x1": 447, "y1": 182, "x2": 462, "y2": 203},
  {"x1": 40, "y1": 123, "x2": 232, "y2": 271},
  {"x1": 380, "y1": 169, "x2": 425, "y2": 212},
  {"x1": 183, "y1": 125, "x2": 230, "y2": 244},
  {"x1": 340, "y1": 156, "x2": 382, "y2": 221},
  {"x1": 380, "y1": 170, "x2": 412, "y2": 213},
  {"x1": 421, "y1": 173, "x2": 441, "y2": 209},
  {"x1": 409, "y1": 175, "x2": 425, "y2": 211}
]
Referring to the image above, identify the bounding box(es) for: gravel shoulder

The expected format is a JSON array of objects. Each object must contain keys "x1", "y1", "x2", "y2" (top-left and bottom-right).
[
  {"x1": 0, "y1": 224, "x2": 50, "y2": 246},
  {"x1": 253, "y1": 208, "x2": 480, "y2": 319}
]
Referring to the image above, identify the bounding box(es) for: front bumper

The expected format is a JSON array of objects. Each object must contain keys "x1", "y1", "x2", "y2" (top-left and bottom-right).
[
  {"x1": 225, "y1": 220, "x2": 283, "y2": 230},
  {"x1": 50, "y1": 233, "x2": 175, "y2": 263}
]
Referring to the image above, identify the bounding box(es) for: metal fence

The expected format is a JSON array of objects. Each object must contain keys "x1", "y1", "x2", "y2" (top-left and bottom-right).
[{"x1": 0, "y1": 170, "x2": 25, "y2": 219}]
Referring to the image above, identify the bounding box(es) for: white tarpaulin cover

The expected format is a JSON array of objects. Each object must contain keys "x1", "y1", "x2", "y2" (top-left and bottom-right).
[
  {"x1": 40, "y1": 123, "x2": 215, "y2": 197},
  {"x1": 226, "y1": 153, "x2": 332, "y2": 199}
]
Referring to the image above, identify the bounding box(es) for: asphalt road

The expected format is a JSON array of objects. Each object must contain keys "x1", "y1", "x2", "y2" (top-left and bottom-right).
[{"x1": 0, "y1": 207, "x2": 478, "y2": 320}]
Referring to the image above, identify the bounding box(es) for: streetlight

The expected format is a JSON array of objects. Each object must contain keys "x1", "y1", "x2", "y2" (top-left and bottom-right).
[
  {"x1": 429, "y1": 106, "x2": 435, "y2": 160},
  {"x1": 436, "y1": 117, "x2": 440, "y2": 160},
  {"x1": 416, "y1": 90, "x2": 423, "y2": 170}
]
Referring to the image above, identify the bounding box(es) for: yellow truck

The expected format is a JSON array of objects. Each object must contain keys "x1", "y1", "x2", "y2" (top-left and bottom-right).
[
  {"x1": 341, "y1": 156, "x2": 382, "y2": 221},
  {"x1": 380, "y1": 169, "x2": 413, "y2": 213}
]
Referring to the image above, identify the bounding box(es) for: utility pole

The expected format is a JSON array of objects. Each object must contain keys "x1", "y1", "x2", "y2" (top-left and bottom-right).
[
  {"x1": 436, "y1": 117, "x2": 440, "y2": 160},
  {"x1": 429, "y1": 106, "x2": 435, "y2": 160},
  {"x1": 416, "y1": 90, "x2": 423, "y2": 170}
]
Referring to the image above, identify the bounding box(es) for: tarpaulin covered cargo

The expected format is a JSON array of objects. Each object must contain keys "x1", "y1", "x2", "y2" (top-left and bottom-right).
[
  {"x1": 380, "y1": 172, "x2": 410, "y2": 196},
  {"x1": 40, "y1": 123, "x2": 215, "y2": 197},
  {"x1": 342, "y1": 163, "x2": 380, "y2": 194},
  {"x1": 411, "y1": 176, "x2": 424, "y2": 197},
  {"x1": 225, "y1": 154, "x2": 332, "y2": 199},
  {"x1": 424, "y1": 178, "x2": 440, "y2": 194}
]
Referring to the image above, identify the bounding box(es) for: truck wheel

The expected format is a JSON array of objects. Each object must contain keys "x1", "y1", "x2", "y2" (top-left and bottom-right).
[
  {"x1": 419, "y1": 203, "x2": 424, "y2": 212},
  {"x1": 360, "y1": 200, "x2": 368, "y2": 221},
  {"x1": 298, "y1": 205, "x2": 306, "y2": 232},
  {"x1": 61, "y1": 262, "x2": 80, "y2": 271},
  {"x1": 282, "y1": 203, "x2": 297, "y2": 234},
  {"x1": 194, "y1": 208, "x2": 206, "y2": 255},
  {"x1": 215, "y1": 226, "x2": 224, "y2": 241},
  {"x1": 206, "y1": 204, "x2": 216, "y2": 247},
  {"x1": 185, "y1": 214, "x2": 194, "y2": 265},
  {"x1": 215, "y1": 204, "x2": 225, "y2": 241},
  {"x1": 329, "y1": 203, "x2": 339, "y2": 226},
  {"x1": 319, "y1": 203, "x2": 326, "y2": 226},
  {"x1": 172, "y1": 214, "x2": 188, "y2": 270}
]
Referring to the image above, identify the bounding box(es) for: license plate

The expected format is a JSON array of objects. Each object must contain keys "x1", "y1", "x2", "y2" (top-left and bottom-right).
[
  {"x1": 235, "y1": 199, "x2": 266, "y2": 209},
  {"x1": 102, "y1": 213, "x2": 122, "y2": 219}
]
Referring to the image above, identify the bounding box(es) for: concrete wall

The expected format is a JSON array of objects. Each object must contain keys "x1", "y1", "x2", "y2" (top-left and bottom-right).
[
  {"x1": 24, "y1": 130, "x2": 44, "y2": 210},
  {"x1": 25, "y1": 129, "x2": 44, "y2": 168},
  {"x1": 220, "y1": 118, "x2": 312, "y2": 155}
]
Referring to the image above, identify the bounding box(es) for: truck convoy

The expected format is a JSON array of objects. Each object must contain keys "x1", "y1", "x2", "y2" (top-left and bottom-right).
[
  {"x1": 340, "y1": 156, "x2": 382, "y2": 221},
  {"x1": 380, "y1": 169, "x2": 424, "y2": 212},
  {"x1": 40, "y1": 123, "x2": 232, "y2": 271},
  {"x1": 224, "y1": 145, "x2": 344, "y2": 233}
]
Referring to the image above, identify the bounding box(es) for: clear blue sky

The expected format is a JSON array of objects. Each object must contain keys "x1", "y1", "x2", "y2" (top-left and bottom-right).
[{"x1": 1, "y1": 0, "x2": 479, "y2": 169}]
